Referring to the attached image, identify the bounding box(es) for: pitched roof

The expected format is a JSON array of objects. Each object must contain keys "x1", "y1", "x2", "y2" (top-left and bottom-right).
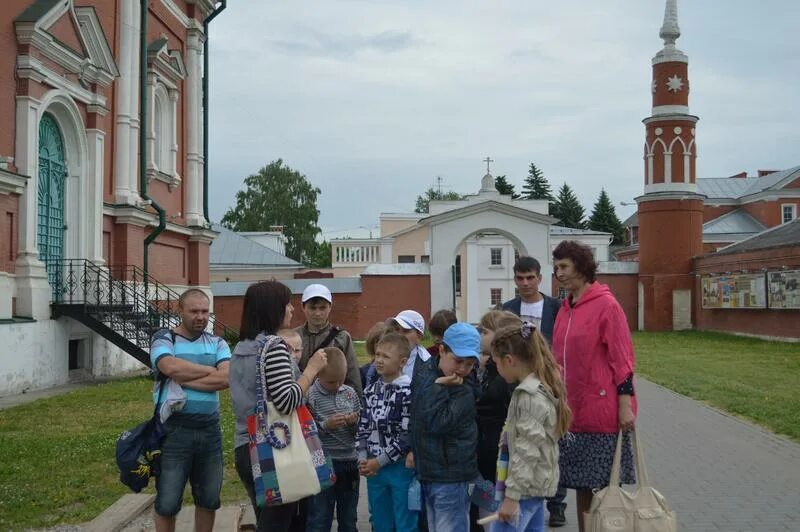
[
  {"x1": 714, "y1": 219, "x2": 800, "y2": 255},
  {"x1": 697, "y1": 177, "x2": 758, "y2": 200},
  {"x1": 702, "y1": 209, "x2": 766, "y2": 235},
  {"x1": 698, "y1": 166, "x2": 800, "y2": 199},
  {"x1": 622, "y1": 212, "x2": 638, "y2": 227},
  {"x1": 209, "y1": 224, "x2": 302, "y2": 268}
]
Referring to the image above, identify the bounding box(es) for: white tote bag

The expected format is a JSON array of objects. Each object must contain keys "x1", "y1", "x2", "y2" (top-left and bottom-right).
[{"x1": 584, "y1": 429, "x2": 677, "y2": 532}]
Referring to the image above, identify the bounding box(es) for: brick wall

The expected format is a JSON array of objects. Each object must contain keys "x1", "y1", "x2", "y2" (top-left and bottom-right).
[
  {"x1": 0, "y1": 194, "x2": 19, "y2": 273},
  {"x1": 693, "y1": 244, "x2": 800, "y2": 339},
  {"x1": 550, "y1": 274, "x2": 639, "y2": 330},
  {"x1": 214, "y1": 275, "x2": 432, "y2": 340}
]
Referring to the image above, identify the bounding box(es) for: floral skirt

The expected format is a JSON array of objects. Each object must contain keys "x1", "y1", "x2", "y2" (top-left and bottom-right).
[{"x1": 558, "y1": 432, "x2": 636, "y2": 490}]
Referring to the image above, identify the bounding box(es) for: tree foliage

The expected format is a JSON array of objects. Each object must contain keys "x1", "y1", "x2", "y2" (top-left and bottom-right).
[
  {"x1": 221, "y1": 159, "x2": 322, "y2": 263},
  {"x1": 494, "y1": 175, "x2": 519, "y2": 198},
  {"x1": 521, "y1": 163, "x2": 555, "y2": 202},
  {"x1": 308, "y1": 240, "x2": 332, "y2": 268},
  {"x1": 414, "y1": 187, "x2": 463, "y2": 214},
  {"x1": 587, "y1": 189, "x2": 626, "y2": 244},
  {"x1": 551, "y1": 183, "x2": 586, "y2": 229}
]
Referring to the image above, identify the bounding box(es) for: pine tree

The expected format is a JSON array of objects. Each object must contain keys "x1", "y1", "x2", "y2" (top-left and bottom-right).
[
  {"x1": 521, "y1": 163, "x2": 555, "y2": 202},
  {"x1": 551, "y1": 183, "x2": 586, "y2": 229},
  {"x1": 494, "y1": 175, "x2": 519, "y2": 198},
  {"x1": 587, "y1": 189, "x2": 626, "y2": 244}
]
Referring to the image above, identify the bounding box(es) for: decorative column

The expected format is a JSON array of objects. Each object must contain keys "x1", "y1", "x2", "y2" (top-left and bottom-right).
[
  {"x1": 466, "y1": 237, "x2": 480, "y2": 323},
  {"x1": 13, "y1": 95, "x2": 50, "y2": 318},
  {"x1": 184, "y1": 27, "x2": 205, "y2": 227},
  {"x1": 113, "y1": 0, "x2": 137, "y2": 203}
]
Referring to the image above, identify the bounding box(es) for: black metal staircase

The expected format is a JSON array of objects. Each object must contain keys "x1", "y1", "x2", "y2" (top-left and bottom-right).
[{"x1": 49, "y1": 259, "x2": 236, "y2": 367}]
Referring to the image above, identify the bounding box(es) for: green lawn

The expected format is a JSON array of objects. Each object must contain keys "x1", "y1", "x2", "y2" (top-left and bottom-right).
[
  {"x1": 633, "y1": 331, "x2": 800, "y2": 441},
  {"x1": 0, "y1": 331, "x2": 797, "y2": 529}
]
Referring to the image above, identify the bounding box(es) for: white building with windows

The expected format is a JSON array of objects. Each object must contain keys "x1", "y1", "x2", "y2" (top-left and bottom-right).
[{"x1": 331, "y1": 171, "x2": 612, "y2": 322}]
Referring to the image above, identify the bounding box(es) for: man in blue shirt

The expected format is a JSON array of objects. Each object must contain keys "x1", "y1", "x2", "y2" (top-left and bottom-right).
[{"x1": 150, "y1": 288, "x2": 231, "y2": 532}]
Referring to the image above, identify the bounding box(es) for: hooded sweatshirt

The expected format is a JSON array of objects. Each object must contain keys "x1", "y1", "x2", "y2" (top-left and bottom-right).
[{"x1": 551, "y1": 282, "x2": 637, "y2": 434}]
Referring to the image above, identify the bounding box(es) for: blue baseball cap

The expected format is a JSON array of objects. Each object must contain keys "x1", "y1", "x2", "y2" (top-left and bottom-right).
[{"x1": 442, "y1": 322, "x2": 480, "y2": 360}]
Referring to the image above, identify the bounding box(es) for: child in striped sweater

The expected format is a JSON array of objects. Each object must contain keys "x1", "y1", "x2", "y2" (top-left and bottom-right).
[{"x1": 306, "y1": 347, "x2": 362, "y2": 532}]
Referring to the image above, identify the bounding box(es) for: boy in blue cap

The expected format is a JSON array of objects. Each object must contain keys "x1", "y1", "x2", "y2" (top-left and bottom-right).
[{"x1": 410, "y1": 322, "x2": 480, "y2": 532}]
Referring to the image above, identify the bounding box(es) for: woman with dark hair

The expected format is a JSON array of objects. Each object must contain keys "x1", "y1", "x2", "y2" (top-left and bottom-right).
[
  {"x1": 229, "y1": 280, "x2": 328, "y2": 532},
  {"x1": 550, "y1": 241, "x2": 637, "y2": 532}
]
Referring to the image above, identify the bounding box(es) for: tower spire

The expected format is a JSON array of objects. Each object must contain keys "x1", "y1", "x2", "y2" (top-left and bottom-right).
[{"x1": 659, "y1": 0, "x2": 680, "y2": 48}]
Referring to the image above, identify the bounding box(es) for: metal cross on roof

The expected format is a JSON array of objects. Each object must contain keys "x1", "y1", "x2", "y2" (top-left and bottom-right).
[{"x1": 483, "y1": 156, "x2": 494, "y2": 174}]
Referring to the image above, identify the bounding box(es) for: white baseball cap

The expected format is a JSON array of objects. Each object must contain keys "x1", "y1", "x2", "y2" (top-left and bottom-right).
[
  {"x1": 392, "y1": 310, "x2": 425, "y2": 334},
  {"x1": 301, "y1": 284, "x2": 332, "y2": 303}
]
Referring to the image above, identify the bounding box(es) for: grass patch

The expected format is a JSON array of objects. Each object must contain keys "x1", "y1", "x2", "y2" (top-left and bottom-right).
[
  {"x1": 633, "y1": 331, "x2": 800, "y2": 441},
  {"x1": 0, "y1": 377, "x2": 244, "y2": 530},
  {"x1": 2, "y1": 330, "x2": 797, "y2": 528}
]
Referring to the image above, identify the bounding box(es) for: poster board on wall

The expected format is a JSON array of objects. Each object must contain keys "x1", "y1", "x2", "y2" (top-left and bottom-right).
[
  {"x1": 701, "y1": 273, "x2": 767, "y2": 309},
  {"x1": 768, "y1": 270, "x2": 800, "y2": 309}
]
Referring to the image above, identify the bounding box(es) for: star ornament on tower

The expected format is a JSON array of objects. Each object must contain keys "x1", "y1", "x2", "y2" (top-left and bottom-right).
[{"x1": 666, "y1": 74, "x2": 684, "y2": 92}]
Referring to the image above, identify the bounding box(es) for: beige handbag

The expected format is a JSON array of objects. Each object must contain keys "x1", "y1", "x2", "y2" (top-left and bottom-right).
[{"x1": 584, "y1": 429, "x2": 677, "y2": 532}]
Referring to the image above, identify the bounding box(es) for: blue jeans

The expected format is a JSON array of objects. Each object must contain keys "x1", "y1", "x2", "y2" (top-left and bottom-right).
[
  {"x1": 423, "y1": 481, "x2": 470, "y2": 532},
  {"x1": 490, "y1": 497, "x2": 544, "y2": 532},
  {"x1": 155, "y1": 417, "x2": 223, "y2": 516},
  {"x1": 307, "y1": 460, "x2": 360, "y2": 532},
  {"x1": 367, "y1": 461, "x2": 418, "y2": 532}
]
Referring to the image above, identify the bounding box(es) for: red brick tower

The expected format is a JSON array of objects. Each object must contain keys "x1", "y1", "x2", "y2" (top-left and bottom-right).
[{"x1": 637, "y1": 0, "x2": 705, "y2": 331}]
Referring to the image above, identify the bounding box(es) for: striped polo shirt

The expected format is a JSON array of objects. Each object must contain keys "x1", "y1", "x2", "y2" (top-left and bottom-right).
[{"x1": 150, "y1": 329, "x2": 231, "y2": 416}]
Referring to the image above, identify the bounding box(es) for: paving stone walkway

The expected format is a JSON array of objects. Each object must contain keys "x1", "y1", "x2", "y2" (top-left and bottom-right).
[{"x1": 541, "y1": 378, "x2": 800, "y2": 532}]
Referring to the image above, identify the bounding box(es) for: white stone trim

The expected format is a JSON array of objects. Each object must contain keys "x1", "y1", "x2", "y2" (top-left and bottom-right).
[
  {"x1": 0, "y1": 169, "x2": 28, "y2": 195},
  {"x1": 782, "y1": 203, "x2": 797, "y2": 224},
  {"x1": 643, "y1": 114, "x2": 699, "y2": 126},
  {"x1": 74, "y1": 7, "x2": 120, "y2": 80},
  {"x1": 160, "y1": 0, "x2": 192, "y2": 28},
  {"x1": 651, "y1": 105, "x2": 690, "y2": 115},
  {"x1": 16, "y1": 55, "x2": 107, "y2": 107},
  {"x1": 636, "y1": 190, "x2": 704, "y2": 203},
  {"x1": 186, "y1": 0, "x2": 218, "y2": 19},
  {"x1": 652, "y1": 50, "x2": 688, "y2": 65}
]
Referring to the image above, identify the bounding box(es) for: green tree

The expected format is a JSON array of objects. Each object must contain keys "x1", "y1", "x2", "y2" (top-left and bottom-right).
[
  {"x1": 308, "y1": 240, "x2": 332, "y2": 268},
  {"x1": 494, "y1": 175, "x2": 519, "y2": 198},
  {"x1": 521, "y1": 163, "x2": 555, "y2": 203},
  {"x1": 414, "y1": 187, "x2": 463, "y2": 214},
  {"x1": 221, "y1": 159, "x2": 321, "y2": 263},
  {"x1": 551, "y1": 183, "x2": 586, "y2": 229},
  {"x1": 587, "y1": 189, "x2": 626, "y2": 244}
]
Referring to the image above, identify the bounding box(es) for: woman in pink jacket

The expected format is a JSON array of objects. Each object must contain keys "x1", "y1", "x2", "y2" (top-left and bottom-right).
[{"x1": 550, "y1": 240, "x2": 637, "y2": 532}]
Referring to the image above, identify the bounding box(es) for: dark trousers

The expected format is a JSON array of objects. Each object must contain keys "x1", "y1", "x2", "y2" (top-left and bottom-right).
[
  {"x1": 306, "y1": 460, "x2": 360, "y2": 532},
  {"x1": 546, "y1": 481, "x2": 567, "y2": 513},
  {"x1": 234, "y1": 444, "x2": 308, "y2": 532}
]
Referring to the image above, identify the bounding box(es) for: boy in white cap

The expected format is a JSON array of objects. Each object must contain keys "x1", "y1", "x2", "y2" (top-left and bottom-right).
[
  {"x1": 391, "y1": 309, "x2": 431, "y2": 380},
  {"x1": 296, "y1": 284, "x2": 363, "y2": 396}
]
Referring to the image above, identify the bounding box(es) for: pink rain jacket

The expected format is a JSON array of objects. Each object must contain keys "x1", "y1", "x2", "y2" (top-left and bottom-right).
[{"x1": 551, "y1": 282, "x2": 637, "y2": 434}]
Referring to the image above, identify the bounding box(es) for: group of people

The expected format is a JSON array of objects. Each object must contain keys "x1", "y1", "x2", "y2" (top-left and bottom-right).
[{"x1": 147, "y1": 239, "x2": 637, "y2": 532}]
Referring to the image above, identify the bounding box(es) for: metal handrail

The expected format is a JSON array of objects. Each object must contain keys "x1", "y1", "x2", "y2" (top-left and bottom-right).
[{"x1": 50, "y1": 259, "x2": 236, "y2": 350}]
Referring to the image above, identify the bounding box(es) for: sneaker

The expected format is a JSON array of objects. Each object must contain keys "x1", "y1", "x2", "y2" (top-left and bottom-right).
[{"x1": 548, "y1": 506, "x2": 567, "y2": 527}]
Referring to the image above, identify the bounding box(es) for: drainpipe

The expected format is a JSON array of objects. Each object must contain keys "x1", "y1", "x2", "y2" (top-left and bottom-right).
[
  {"x1": 203, "y1": 1, "x2": 226, "y2": 224},
  {"x1": 140, "y1": 0, "x2": 166, "y2": 276}
]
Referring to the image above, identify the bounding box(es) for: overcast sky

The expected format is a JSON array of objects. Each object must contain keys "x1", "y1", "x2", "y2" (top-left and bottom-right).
[{"x1": 206, "y1": 1, "x2": 800, "y2": 239}]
